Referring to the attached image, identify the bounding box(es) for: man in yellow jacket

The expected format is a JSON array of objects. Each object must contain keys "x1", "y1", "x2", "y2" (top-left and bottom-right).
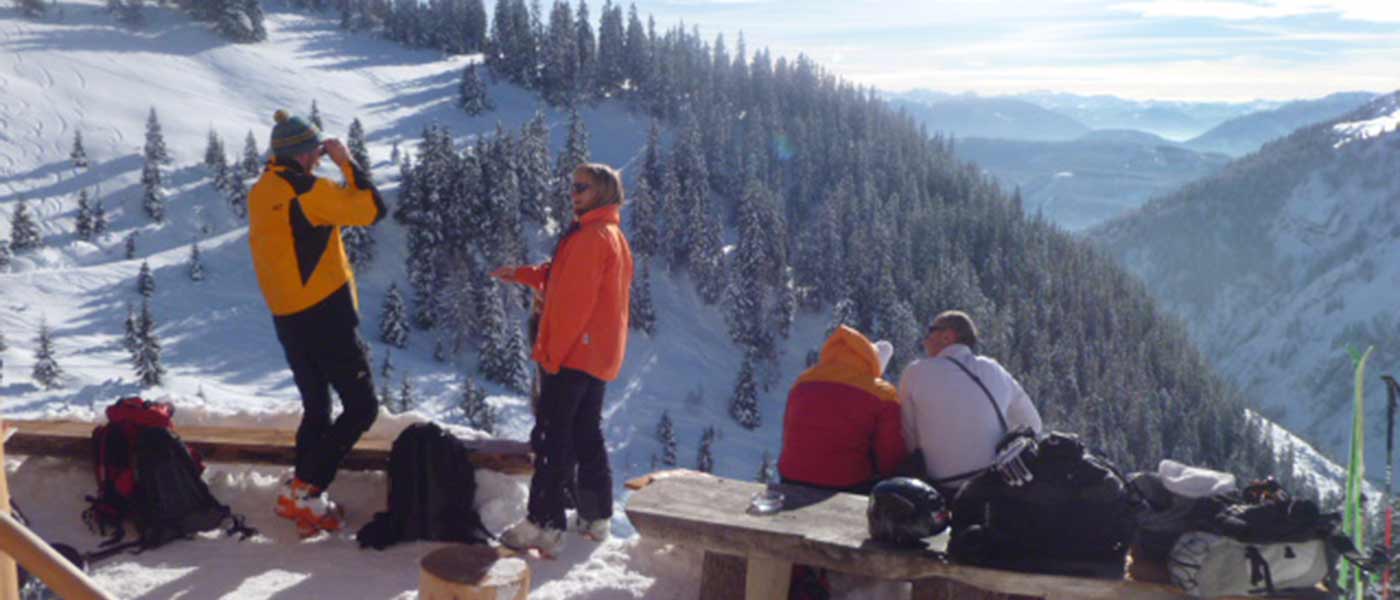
[{"x1": 248, "y1": 109, "x2": 385, "y2": 537}]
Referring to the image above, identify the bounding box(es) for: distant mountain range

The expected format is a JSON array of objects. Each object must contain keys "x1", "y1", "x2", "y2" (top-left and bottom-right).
[
  {"x1": 1092, "y1": 91, "x2": 1400, "y2": 470},
  {"x1": 888, "y1": 95, "x2": 1090, "y2": 142},
  {"x1": 1184, "y1": 92, "x2": 1379, "y2": 156}
]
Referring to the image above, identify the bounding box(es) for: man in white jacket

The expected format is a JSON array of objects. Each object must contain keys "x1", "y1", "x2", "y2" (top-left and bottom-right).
[{"x1": 899, "y1": 310, "x2": 1042, "y2": 495}]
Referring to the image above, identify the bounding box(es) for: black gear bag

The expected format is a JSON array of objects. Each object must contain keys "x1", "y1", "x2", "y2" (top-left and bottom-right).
[{"x1": 356, "y1": 422, "x2": 493, "y2": 550}]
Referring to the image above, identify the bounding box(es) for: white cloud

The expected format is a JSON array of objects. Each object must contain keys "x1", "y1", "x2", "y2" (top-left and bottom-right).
[{"x1": 1111, "y1": 0, "x2": 1400, "y2": 22}]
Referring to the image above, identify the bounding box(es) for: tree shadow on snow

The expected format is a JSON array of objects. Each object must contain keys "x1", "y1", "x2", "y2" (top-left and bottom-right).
[{"x1": 1, "y1": 2, "x2": 224, "y2": 57}]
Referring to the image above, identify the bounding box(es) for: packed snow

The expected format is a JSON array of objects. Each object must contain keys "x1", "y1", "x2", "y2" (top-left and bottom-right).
[{"x1": 1332, "y1": 94, "x2": 1400, "y2": 147}]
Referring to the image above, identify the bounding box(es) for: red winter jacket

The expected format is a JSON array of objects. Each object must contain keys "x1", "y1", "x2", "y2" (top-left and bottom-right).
[{"x1": 778, "y1": 326, "x2": 906, "y2": 490}]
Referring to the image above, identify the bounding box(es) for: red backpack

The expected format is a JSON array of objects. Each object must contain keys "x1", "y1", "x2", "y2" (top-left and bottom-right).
[{"x1": 84, "y1": 398, "x2": 191, "y2": 528}]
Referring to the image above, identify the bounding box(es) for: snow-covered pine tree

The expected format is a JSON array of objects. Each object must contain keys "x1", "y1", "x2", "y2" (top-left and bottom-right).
[
  {"x1": 500, "y1": 318, "x2": 531, "y2": 393},
  {"x1": 133, "y1": 298, "x2": 164, "y2": 386},
  {"x1": 347, "y1": 118, "x2": 371, "y2": 179},
  {"x1": 226, "y1": 164, "x2": 248, "y2": 218},
  {"x1": 629, "y1": 258, "x2": 656, "y2": 335},
  {"x1": 124, "y1": 232, "x2": 137, "y2": 259},
  {"x1": 70, "y1": 130, "x2": 89, "y2": 168},
  {"x1": 342, "y1": 226, "x2": 374, "y2": 269},
  {"x1": 627, "y1": 175, "x2": 659, "y2": 257},
  {"x1": 123, "y1": 303, "x2": 140, "y2": 354},
  {"x1": 541, "y1": 0, "x2": 578, "y2": 106},
  {"x1": 827, "y1": 297, "x2": 857, "y2": 337},
  {"x1": 594, "y1": 0, "x2": 624, "y2": 97},
  {"x1": 92, "y1": 196, "x2": 108, "y2": 236},
  {"x1": 621, "y1": 4, "x2": 647, "y2": 91},
  {"x1": 756, "y1": 450, "x2": 774, "y2": 484},
  {"x1": 9, "y1": 199, "x2": 40, "y2": 252},
  {"x1": 137, "y1": 260, "x2": 155, "y2": 297},
  {"x1": 379, "y1": 349, "x2": 395, "y2": 381},
  {"x1": 204, "y1": 128, "x2": 224, "y2": 170},
  {"x1": 729, "y1": 352, "x2": 760, "y2": 429},
  {"x1": 379, "y1": 283, "x2": 409, "y2": 348},
  {"x1": 144, "y1": 107, "x2": 171, "y2": 165},
  {"x1": 188, "y1": 242, "x2": 205, "y2": 281},
  {"x1": 141, "y1": 152, "x2": 165, "y2": 222},
  {"x1": 573, "y1": 0, "x2": 595, "y2": 99},
  {"x1": 18, "y1": 0, "x2": 46, "y2": 18},
  {"x1": 390, "y1": 141, "x2": 401, "y2": 165},
  {"x1": 516, "y1": 111, "x2": 551, "y2": 225},
  {"x1": 242, "y1": 0, "x2": 268, "y2": 41},
  {"x1": 0, "y1": 238, "x2": 11, "y2": 270},
  {"x1": 477, "y1": 281, "x2": 529, "y2": 392},
  {"x1": 308, "y1": 100, "x2": 324, "y2": 131},
  {"x1": 655, "y1": 410, "x2": 677, "y2": 466},
  {"x1": 459, "y1": 64, "x2": 494, "y2": 116},
  {"x1": 396, "y1": 375, "x2": 415, "y2": 414},
  {"x1": 551, "y1": 108, "x2": 589, "y2": 229},
  {"x1": 32, "y1": 318, "x2": 63, "y2": 389},
  {"x1": 75, "y1": 189, "x2": 95, "y2": 241},
  {"x1": 460, "y1": 375, "x2": 496, "y2": 433},
  {"x1": 217, "y1": 0, "x2": 260, "y2": 41},
  {"x1": 241, "y1": 130, "x2": 262, "y2": 178},
  {"x1": 696, "y1": 426, "x2": 716, "y2": 473}
]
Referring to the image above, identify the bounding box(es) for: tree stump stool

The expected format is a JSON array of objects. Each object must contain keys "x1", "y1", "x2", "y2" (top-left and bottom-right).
[{"x1": 419, "y1": 545, "x2": 530, "y2": 600}]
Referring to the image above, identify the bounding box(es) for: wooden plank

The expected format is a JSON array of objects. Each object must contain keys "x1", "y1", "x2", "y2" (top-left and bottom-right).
[
  {"x1": 745, "y1": 555, "x2": 791, "y2": 600},
  {"x1": 1, "y1": 420, "x2": 18, "y2": 600},
  {"x1": 4, "y1": 420, "x2": 533, "y2": 475},
  {"x1": 625, "y1": 475, "x2": 1191, "y2": 600}
]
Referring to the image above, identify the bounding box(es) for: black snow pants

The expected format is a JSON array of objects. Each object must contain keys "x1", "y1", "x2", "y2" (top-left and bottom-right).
[{"x1": 526, "y1": 368, "x2": 612, "y2": 530}]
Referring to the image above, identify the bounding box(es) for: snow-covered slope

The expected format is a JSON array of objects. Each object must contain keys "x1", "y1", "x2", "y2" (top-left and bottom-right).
[
  {"x1": 0, "y1": 3, "x2": 896, "y2": 598},
  {"x1": 1095, "y1": 92, "x2": 1400, "y2": 474}
]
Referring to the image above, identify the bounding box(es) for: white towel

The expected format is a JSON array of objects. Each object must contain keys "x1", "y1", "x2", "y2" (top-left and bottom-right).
[{"x1": 1158, "y1": 459, "x2": 1237, "y2": 498}]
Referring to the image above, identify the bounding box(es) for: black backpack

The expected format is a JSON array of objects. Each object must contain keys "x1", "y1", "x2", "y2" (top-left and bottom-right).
[
  {"x1": 948, "y1": 430, "x2": 1144, "y2": 577},
  {"x1": 85, "y1": 427, "x2": 255, "y2": 560},
  {"x1": 356, "y1": 422, "x2": 493, "y2": 550}
]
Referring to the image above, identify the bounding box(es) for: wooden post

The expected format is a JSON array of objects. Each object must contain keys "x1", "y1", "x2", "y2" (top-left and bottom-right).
[
  {"x1": 698, "y1": 551, "x2": 746, "y2": 600},
  {"x1": 745, "y1": 555, "x2": 792, "y2": 600},
  {"x1": 1, "y1": 420, "x2": 17, "y2": 600},
  {"x1": 912, "y1": 577, "x2": 1019, "y2": 600},
  {"x1": 419, "y1": 545, "x2": 529, "y2": 600}
]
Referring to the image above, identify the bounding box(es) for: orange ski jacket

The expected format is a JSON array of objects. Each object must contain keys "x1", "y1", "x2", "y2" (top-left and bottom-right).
[{"x1": 506, "y1": 204, "x2": 634, "y2": 381}]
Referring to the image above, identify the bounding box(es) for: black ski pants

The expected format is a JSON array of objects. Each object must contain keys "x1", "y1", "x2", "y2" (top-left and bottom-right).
[
  {"x1": 276, "y1": 322, "x2": 379, "y2": 491},
  {"x1": 527, "y1": 368, "x2": 612, "y2": 530}
]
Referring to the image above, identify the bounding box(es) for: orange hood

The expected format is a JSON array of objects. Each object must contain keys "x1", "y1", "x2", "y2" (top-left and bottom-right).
[{"x1": 794, "y1": 325, "x2": 897, "y2": 402}]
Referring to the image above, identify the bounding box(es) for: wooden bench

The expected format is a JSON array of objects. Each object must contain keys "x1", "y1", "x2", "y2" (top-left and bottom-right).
[
  {"x1": 624, "y1": 470, "x2": 1193, "y2": 600},
  {"x1": 4, "y1": 420, "x2": 534, "y2": 475}
]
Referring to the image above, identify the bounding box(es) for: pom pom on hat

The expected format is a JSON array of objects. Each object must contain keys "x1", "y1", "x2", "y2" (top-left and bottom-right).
[
  {"x1": 269, "y1": 110, "x2": 323, "y2": 159},
  {"x1": 874, "y1": 340, "x2": 894, "y2": 375}
]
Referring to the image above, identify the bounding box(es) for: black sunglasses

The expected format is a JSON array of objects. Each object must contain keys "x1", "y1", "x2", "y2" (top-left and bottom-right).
[
  {"x1": 927, "y1": 324, "x2": 950, "y2": 335},
  {"x1": 571, "y1": 182, "x2": 592, "y2": 194}
]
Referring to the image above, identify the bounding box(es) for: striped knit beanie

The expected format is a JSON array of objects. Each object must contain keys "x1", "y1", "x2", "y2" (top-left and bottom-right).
[{"x1": 269, "y1": 109, "x2": 322, "y2": 160}]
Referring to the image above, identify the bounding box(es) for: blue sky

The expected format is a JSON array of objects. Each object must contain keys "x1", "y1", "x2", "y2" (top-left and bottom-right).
[{"x1": 625, "y1": 0, "x2": 1400, "y2": 101}]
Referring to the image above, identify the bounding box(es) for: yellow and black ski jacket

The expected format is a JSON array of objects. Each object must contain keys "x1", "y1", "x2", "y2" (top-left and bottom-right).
[{"x1": 248, "y1": 157, "x2": 384, "y2": 328}]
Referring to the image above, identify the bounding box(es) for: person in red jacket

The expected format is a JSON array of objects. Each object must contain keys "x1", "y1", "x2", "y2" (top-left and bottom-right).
[
  {"x1": 492, "y1": 162, "x2": 634, "y2": 557},
  {"x1": 779, "y1": 325, "x2": 906, "y2": 494}
]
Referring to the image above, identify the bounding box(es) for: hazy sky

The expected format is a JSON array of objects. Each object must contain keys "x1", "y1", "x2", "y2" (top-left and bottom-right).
[{"x1": 623, "y1": 0, "x2": 1400, "y2": 102}]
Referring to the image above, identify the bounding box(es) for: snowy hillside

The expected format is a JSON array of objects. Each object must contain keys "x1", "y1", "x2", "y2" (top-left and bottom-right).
[
  {"x1": 1095, "y1": 92, "x2": 1400, "y2": 474},
  {"x1": 0, "y1": 2, "x2": 867, "y2": 598}
]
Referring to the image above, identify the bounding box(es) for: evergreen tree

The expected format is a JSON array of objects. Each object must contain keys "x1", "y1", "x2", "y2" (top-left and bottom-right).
[
  {"x1": 574, "y1": 0, "x2": 595, "y2": 98},
  {"x1": 0, "y1": 240, "x2": 9, "y2": 271},
  {"x1": 552, "y1": 108, "x2": 590, "y2": 228},
  {"x1": 226, "y1": 164, "x2": 248, "y2": 218},
  {"x1": 380, "y1": 349, "x2": 395, "y2": 381},
  {"x1": 459, "y1": 64, "x2": 494, "y2": 116},
  {"x1": 342, "y1": 226, "x2": 375, "y2": 269},
  {"x1": 629, "y1": 258, "x2": 656, "y2": 335},
  {"x1": 460, "y1": 375, "x2": 496, "y2": 433},
  {"x1": 308, "y1": 100, "x2": 324, "y2": 131},
  {"x1": 32, "y1": 318, "x2": 63, "y2": 389},
  {"x1": 241, "y1": 130, "x2": 262, "y2": 178},
  {"x1": 379, "y1": 282, "x2": 410, "y2": 348},
  {"x1": 594, "y1": 0, "x2": 624, "y2": 96},
  {"x1": 390, "y1": 141, "x2": 401, "y2": 165},
  {"x1": 242, "y1": 0, "x2": 268, "y2": 41},
  {"x1": 70, "y1": 130, "x2": 89, "y2": 168},
  {"x1": 622, "y1": 3, "x2": 648, "y2": 91},
  {"x1": 124, "y1": 231, "x2": 137, "y2": 260},
  {"x1": 756, "y1": 450, "x2": 774, "y2": 484},
  {"x1": 516, "y1": 111, "x2": 551, "y2": 225},
  {"x1": 188, "y1": 243, "x2": 205, "y2": 281},
  {"x1": 75, "y1": 189, "x2": 95, "y2": 241},
  {"x1": 696, "y1": 426, "x2": 715, "y2": 473},
  {"x1": 217, "y1": 0, "x2": 263, "y2": 40},
  {"x1": 92, "y1": 196, "x2": 108, "y2": 236},
  {"x1": 31, "y1": 317, "x2": 63, "y2": 388},
  {"x1": 144, "y1": 108, "x2": 171, "y2": 165},
  {"x1": 347, "y1": 118, "x2": 371, "y2": 178},
  {"x1": 132, "y1": 299, "x2": 164, "y2": 386},
  {"x1": 541, "y1": 0, "x2": 577, "y2": 105},
  {"x1": 627, "y1": 174, "x2": 659, "y2": 257},
  {"x1": 137, "y1": 260, "x2": 155, "y2": 297},
  {"x1": 18, "y1": 0, "x2": 46, "y2": 18},
  {"x1": 477, "y1": 282, "x2": 530, "y2": 392},
  {"x1": 141, "y1": 152, "x2": 165, "y2": 222},
  {"x1": 397, "y1": 374, "x2": 415, "y2": 414},
  {"x1": 204, "y1": 128, "x2": 224, "y2": 170},
  {"x1": 729, "y1": 352, "x2": 760, "y2": 429},
  {"x1": 123, "y1": 303, "x2": 140, "y2": 354},
  {"x1": 9, "y1": 199, "x2": 40, "y2": 252},
  {"x1": 655, "y1": 410, "x2": 677, "y2": 466}
]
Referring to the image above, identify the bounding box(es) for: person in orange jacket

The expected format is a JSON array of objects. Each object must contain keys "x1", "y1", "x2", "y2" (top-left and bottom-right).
[
  {"x1": 779, "y1": 325, "x2": 906, "y2": 494},
  {"x1": 492, "y1": 162, "x2": 634, "y2": 556}
]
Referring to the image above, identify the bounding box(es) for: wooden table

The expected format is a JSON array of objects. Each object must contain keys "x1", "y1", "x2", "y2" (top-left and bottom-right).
[
  {"x1": 4, "y1": 420, "x2": 533, "y2": 475},
  {"x1": 625, "y1": 472, "x2": 1191, "y2": 600}
]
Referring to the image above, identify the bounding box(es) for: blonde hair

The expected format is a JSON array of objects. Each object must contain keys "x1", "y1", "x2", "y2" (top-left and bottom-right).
[{"x1": 575, "y1": 163, "x2": 625, "y2": 206}]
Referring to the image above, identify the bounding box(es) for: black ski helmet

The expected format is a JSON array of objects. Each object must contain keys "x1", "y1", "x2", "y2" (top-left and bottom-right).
[{"x1": 867, "y1": 477, "x2": 950, "y2": 547}]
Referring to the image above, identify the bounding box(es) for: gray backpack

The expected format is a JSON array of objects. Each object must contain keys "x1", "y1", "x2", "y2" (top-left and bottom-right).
[{"x1": 1168, "y1": 532, "x2": 1331, "y2": 597}]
